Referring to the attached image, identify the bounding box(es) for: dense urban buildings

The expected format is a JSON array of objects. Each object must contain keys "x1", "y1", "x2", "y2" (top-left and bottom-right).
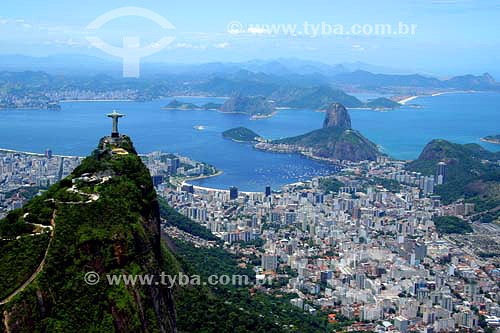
[
  {"x1": 159, "y1": 157, "x2": 500, "y2": 332},
  {"x1": 2, "y1": 148, "x2": 500, "y2": 332},
  {"x1": 0, "y1": 149, "x2": 217, "y2": 219}
]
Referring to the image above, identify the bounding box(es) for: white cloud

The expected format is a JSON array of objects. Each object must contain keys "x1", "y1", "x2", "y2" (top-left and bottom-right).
[
  {"x1": 352, "y1": 44, "x2": 365, "y2": 51},
  {"x1": 51, "y1": 38, "x2": 83, "y2": 47},
  {"x1": 247, "y1": 27, "x2": 269, "y2": 34},
  {"x1": 214, "y1": 42, "x2": 230, "y2": 49},
  {"x1": 174, "y1": 42, "x2": 194, "y2": 48},
  {"x1": 172, "y1": 42, "x2": 207, "y2": 50},
  {"x1": 150, "y1": 41, "x2": 164, "y2": 49}
]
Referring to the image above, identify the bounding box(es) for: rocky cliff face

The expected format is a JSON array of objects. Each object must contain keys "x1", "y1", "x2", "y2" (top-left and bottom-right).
[
  {"x1": 0, "y1": 135, "x2": 176, "y2": 332},
  {"x1": 322, "y1": 103, "x2": 351, "y2": 130}
]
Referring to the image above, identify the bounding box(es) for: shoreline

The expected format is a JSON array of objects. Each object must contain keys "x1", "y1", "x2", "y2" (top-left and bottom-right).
[
  {"x1": 480, "y1": 138, "x2": 500, "y2": 145},
  {"x1": 253, "y1": 144, "x2": 342, "y2": 165},
  {"x1": 250, "y1": 110, "x2": 279, "y2": 120},
  {"x1": 398, "y1": 96, "x2": 420, "y2": 105},
  {"x1": 397, "y1": 90, "x2": 480, "y2": 105},
  {"x1": 182, "y1": 170, "x2": 224, "y2": 182},
  {"x1": 182, "y1": 170, "x2": 265, "y2": 194},
  {"x1": 0, "y1": 147, "x2": 81, "y2": 158},
  {"x1": 162, "y1": 107, "x2": 220, "y2": 111},
  {"x1": 59, "y1": 99, "x2": 135, "y2": 103},
  {"x1": 171, "y1": 95, "x2": 229, "y2": 99},
  {"x1": 223, "y1": 137, "x2": 259, "y2": 144},
  {"x1": 185, "y1": 182, "x2": 264, "y2": 195}
]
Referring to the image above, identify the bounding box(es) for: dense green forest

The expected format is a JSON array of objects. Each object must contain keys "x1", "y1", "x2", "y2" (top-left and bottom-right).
[
  {"x1": 0, "y1": 136, "x2": 177, "y2": 331},
  {"x1": 159, "y1": 197, "x2": 218, "y2": 241},
  {"x1": 433, "y1": 216, "x2": 473, "y2": 234},
  {"x1": 368, "y1": 177, "x2": 401, "y2": 192},
  {"x1": 169, "y1": 239, "x2": 334, "y2": 332},
  {"x1": 319, "y1": 177, "x2": 345, "y2": 194},
  {"x1": 0, "y1": 234, "x2": 49, "y2": 300}
]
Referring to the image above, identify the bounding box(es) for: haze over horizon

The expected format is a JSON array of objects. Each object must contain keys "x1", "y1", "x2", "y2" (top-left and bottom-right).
[{"x1": 0, "y1": 0, "x2": 499, "y2": 77}]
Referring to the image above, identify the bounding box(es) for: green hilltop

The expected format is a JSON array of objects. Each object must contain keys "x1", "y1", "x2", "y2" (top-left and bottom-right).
[
  {"x1": 365, "y1": 97, "x2": 401, "y2": 109},
  {"x1": 271, "y1": 85, "x2": 364, "y2": 109},
  {"x1": 220, "y1": 95, "x2": 275, "y2": 116},
  {"x1": 222, "y1": 127, "x2": 262, "y2": 142},
  {"x1": 0, "y1": 134, "x2": 342, "y2": 332},
  {"x1": 408, "y1": 139, "x2": 500, "y2": 222},
  {"x1": 0, "y1": 135, "x2": 177, "y2": 332}
]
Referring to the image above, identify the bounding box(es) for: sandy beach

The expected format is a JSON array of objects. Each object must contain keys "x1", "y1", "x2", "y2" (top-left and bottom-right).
[
  {"x1": 398, "y1": 96, "x2": 420, "y2": 105},
  {"x1": 397, "y1": 90, "x2": 479, "y2": 105}
]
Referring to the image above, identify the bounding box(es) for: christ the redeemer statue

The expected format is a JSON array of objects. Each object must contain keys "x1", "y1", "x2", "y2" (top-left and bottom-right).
[{"x1": 107, "y1": 110, "x2": 125, "y2": 138}]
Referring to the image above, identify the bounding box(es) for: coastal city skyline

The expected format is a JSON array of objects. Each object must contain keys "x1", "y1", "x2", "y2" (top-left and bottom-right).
[{"x1": 2, "y1": 1, "x2": 500, "y2": 332}]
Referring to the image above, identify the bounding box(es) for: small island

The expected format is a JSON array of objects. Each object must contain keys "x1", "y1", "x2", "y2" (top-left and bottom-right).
[
  {"x1": 162, "y1": 99, "x2": 222, "y2": 110},
  {"x1": 222, "y1": 127, "x2": 264, "y2": 143},
  {"x1": 162, "y1": 94, "x2": 400, "y2": 119},
  {"x1": 481, "y1": 134, "x2": 500, "y2": 145}
]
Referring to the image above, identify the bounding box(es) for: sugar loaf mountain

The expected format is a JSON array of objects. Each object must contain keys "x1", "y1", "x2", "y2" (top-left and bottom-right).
[{"x1": 251, "y1": 103, "x2": 381, "y2": 161}]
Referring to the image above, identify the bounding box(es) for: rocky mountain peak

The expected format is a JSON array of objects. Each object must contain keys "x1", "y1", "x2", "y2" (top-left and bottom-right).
[{"x1": 322, "y1": 103, "x2": 351, "y2": 130}]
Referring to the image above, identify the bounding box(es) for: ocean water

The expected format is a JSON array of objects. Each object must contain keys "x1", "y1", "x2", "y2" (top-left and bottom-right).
[
  {"x1": 0, "y1": 92, "x2": 499, "y2": 190},
  {"x1": 351, "y1": 92, "x2": 500, "y2": 159}
]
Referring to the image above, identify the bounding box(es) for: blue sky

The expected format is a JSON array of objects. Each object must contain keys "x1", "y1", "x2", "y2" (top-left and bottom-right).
[{"x1": 0, "y1": 0, "x2": 499, "y2": 76}]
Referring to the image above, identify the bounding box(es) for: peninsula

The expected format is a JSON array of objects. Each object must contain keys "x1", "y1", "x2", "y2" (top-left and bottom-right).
[{"x1": 255, "y1": 103, "x2": 381, "y2": 161}]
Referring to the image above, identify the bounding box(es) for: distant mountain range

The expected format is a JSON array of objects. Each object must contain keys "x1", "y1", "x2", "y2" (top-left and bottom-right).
[
  {"x1": 330, "y1": 70, "x2": 498, "y2": 91},
  {"x1": 0, "y1": 55, "x2": 410, "y2": 77},
  {"x1": 0, "y1": 58, "x2": 498, "y2": 111},
  {"x1": 0, "y1": 54, "x2": 497, "y2": 92}
]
